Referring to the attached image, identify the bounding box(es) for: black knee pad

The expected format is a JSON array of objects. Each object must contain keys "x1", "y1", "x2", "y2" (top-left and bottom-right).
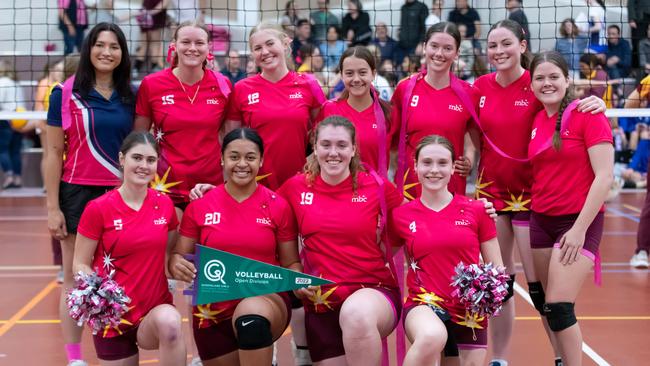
[
  {"x1": 442, "y1": 321, "x2": 459, "y2": 357},
  {"x1": 527, "y1": 281, "x2": 546, "y2": 316},
  {"x1": 503, "y1": 274, "x2": 516, "y2": 302},
  {"x1": 234, "y1": 314, "x2": 273, "y2": 350},
  {"x1": 543, "y1": 302, "x2": 577, "y2": 332}
]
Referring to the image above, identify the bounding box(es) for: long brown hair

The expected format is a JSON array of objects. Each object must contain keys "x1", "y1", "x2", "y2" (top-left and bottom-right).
[
  {"x1": 415, "y1": 134, "x2": 455, "y2": 162},
  {"x1": 305, "y1": 116, "x2": 364, "y2": 192},
  {"x1": 488, "y1": 19, "x2": 531, "y2": 69},
  {"x1": 337, "y1": 46, "x2": 391, "y2": 122},
  {"x1": 530, "y1": 51, "x2": 572, "y2": 150},
  {"x1": 172, "y1": 20, "x2": 211, "y2": 68}
]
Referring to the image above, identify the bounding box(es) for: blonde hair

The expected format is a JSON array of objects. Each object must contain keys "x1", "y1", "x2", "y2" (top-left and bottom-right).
[{"x1": 248, "y1": 22, "x2": 295, "y2": 70}]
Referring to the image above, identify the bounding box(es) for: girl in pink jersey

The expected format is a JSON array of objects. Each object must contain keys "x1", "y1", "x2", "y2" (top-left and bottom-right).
[
  {"x1": 391, "y1": 135, "x2": 504, "y2": 366},
  {"x1": 317, "y1": 46, "x2": 392, "y2": 176},
  {"x1": 73, "y1": 131, "x2": 185, "y2": 365},
  {"x1": 169, "y1": 128, "x2": 303, "y2": 365},
  {"x1": 277, "y1": 116, "x2": 403, "y2": 365},
  {"x1": 528, "y1": 51, "x2": 613, "y2": 366},
  {"x1": 224, "y1": 22, "x2": 325, "y2": 191},
  {"x1": 46, "y1": 23, "x2": 134, "y2": 366},
  {"x1": 135, "y1": 20, "x2": 231, "y2": 213},
  {"x1": 391, "y1": 22, "x2": 477, "y2": 200},
  {"x1": 476, "y1": 20, "x2": 605, "y2": 366}
]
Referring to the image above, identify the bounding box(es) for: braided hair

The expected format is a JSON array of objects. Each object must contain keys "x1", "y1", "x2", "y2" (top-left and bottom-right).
[{"x1": 530, "y1": 51, "x2": 572, "y2": 150}]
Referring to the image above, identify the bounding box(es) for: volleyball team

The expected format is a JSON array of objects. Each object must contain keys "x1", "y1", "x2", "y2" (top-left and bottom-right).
[{"x1": 46, "y1": 17, "x2": 612, "y2": 366}]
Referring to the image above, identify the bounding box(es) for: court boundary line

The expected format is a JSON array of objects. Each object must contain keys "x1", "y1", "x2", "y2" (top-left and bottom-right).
[
  {"x1": 0, "y1": 280, "x2": 58, "y2": 337},
  {"x1": 512, "y1": 282, "x2": 611, "y2": 366},
  {"x1": 607, "y1": 207, "x2": 640, "y2": 223}
]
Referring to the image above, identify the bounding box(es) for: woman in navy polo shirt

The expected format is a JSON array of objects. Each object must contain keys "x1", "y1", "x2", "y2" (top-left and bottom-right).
[{"x1": 45, "y1": 22, "x2": 134, "y2": 366}]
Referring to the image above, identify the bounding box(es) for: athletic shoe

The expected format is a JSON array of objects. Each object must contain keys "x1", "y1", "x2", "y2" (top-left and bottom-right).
[
  {"x1": 67, "y1": 361, "x2": 88, "y2": 366},
  {"x1": 56, "y1": 270, "x2": 64, "y2": 284},
  {"x1": 188, "y1": 357, "x2": 202, "y2": 366},
  {"x1": 630, "y1": 250, "x2": 649, "y2": 269},
  {"x1": 555, "y1": 358, "x2": 564, "y2": 366},
  {"x1": 291, "y1": 340, "x2": 312, "y2": 366}
]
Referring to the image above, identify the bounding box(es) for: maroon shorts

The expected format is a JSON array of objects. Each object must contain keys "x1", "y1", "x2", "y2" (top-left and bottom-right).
[
  {"x1": 93, "y1": 327, "x2": 139, "y2": 361},
  {"x1": 497, "y1": 210, "x2": 531, "y2": 227},
  {"x1": 194, "y1": 292, "x2": 292, "y2": 361},
  {"x1": 403, "y1": 304, "x2": 487, "y2": 350},
  {"x1": 304, "y1": 286, "x2": 402, "y2": 362},
  {"x1": 530, "y1": 211, "x2": 604, "y2": 258}
]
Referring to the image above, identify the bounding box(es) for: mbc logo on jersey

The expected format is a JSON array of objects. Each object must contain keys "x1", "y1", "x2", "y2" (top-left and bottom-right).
[
  {"x1": 256, "y1": 217, "x2": 272, "y2": 226},
  {"x1": 289, "y1": 91, "x2": 303, "y2": 99},
  {"x1": 514, "y1": 99, "x2": 529, "y2": 107},
  {"x1": 455, "y1": 219, "x2": 470, "y2": 226},
  {"x1": 206, "y1": 98, "x2": 220, "y2": 105},
  {"x1": 154, "y1": 217, "x2": 167, "y2": 225},
  {"x1": 351, "y1": 195, "x2": 368, "y2": 203},
  {"x1": 449, "y1": 104, "x2": 463, "y2": 112}
]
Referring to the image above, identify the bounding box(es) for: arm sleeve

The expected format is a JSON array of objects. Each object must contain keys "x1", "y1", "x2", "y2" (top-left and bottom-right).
[
  {"x1": 225, "y1": 84, "x2": 243, "y2": 122},
  {"x1": 387, "y1": 208, "x2": 405, "y2": 248},
  {"x1": 275, "y1": 197, "x2": 298, "y2": 242},
  {"x1": 178, "y1": 201, "x2": 200, "y2": 238},
  {"x1": 383, "y1": 178, "x2": 403, "y2": 210},
  {"x1": 167, "y1": 199, "x2": 179, "y2": 231},
  {"x1": 135, "y1": 77, "x2": 152, "y2": 118},
  {"x1": 583, "y1": 113, "x2": 613, "y2": 148},
  {"x1": 474, "y1": 202, "x2": 497, "y2": 243},
  {"x1": 46, "y1": 86, "x2": 63, "y2": 127},
  {"x1": 77, "y1": 200, "x2": 103, "y2": 241},
  {"x1": 390, "y1": 81, "x2": 405, "y2": 149}
]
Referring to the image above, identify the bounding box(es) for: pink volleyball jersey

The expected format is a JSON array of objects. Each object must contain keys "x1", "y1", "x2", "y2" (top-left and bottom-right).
[
  {"x1": 317, "y1": 99, "x2": 391, "y2": 173},
  {"x1": 391, "y1": 77, "x2": 478, "y2": 199},
  {"x1": 529, "y1": 108, "x2": 612, "y2": 216},
  {"x1": 390, "y1": 195, "x2": 496, "y2": 326},
  {"x1": 47, "y1": 86, "x2": 134, "y2": 186},
  {"x1": 226, "y1": 72, "x2": 324, "y2": 190},
  {"x1": 77, "y1": 189, "x2": 178, "y2": 337},
  {"x1": 278, "y1": 172, "x2": 401, "y2": 311},
  {"x1": 180, "y1": 184, "x2": 297, "y2": 328},
  {"x1": 136, "y1": 69, "x2": 230, "y2": 204},
  {"x1": 473, "y1": 71, "x2": 543, "y2": 212}
]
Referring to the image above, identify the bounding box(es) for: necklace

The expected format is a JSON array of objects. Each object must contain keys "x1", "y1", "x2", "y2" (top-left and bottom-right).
[{"x1": 176, "y1": 77, "x2": 201, "y2": 104}]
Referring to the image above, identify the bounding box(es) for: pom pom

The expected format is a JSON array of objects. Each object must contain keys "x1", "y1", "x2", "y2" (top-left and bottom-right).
[
  {"x1": 66, "y1": 271, "x2": 131, "y2": 335},
  {"x1": 450, "y1": 262, "x2": 509, "y2": 318}
]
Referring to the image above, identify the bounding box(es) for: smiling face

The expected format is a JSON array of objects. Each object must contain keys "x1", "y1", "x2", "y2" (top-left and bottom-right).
[
  {"x1": 222, "y1": 138, "x2": 262, "y2": 188},
  {"x1": 90, "y1": 31, "x2": 122, "y2": 74},
  {"x1": 531, "y1": 61, "x2": 569, "y2": 110},
  {"x1": 250, "y1": 29, "x2": 290, "y2": 72},
  {"x1": 487, "y1": 27, "x2": 526, "y2": 72},
  {"x1": 341, "y1": 55, "x2": 375, "y2": 98},
  {"x1": 424, "y1": 31, "x2": 459, "y2": 74},
  {"x1": 415, "y1": 143, "x2": 454, "y2": 193},
  {"x1": 119, "y1": 143, "x2": 158, "y2": 187},
  {"x1": 315, "y1": 125, "x2": 356, "y2": 182},
  {"x1": 173, "y1": 26, "x2": 210, "y2": 69}
]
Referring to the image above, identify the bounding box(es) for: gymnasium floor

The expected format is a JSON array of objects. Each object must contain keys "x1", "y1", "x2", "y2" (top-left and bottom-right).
[{"x1": 0, "y1": 191, "x2": 647, "y2": 365}]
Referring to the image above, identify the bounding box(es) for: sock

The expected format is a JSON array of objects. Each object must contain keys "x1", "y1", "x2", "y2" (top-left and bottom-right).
[
  {"x1": 64, "y1": 343, "x2": 82, "y2": 361},
  {"x1": 555, "y1": 357, "x2": 563, "y2": 366},
  {"x1": 491, "y1": 360, "x2": 508, "y2": 366}
]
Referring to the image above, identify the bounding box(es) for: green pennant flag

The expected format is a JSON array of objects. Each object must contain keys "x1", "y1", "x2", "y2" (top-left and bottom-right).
[{"x1": 185, "y1": 245, "x2": 334, "y2": 305}]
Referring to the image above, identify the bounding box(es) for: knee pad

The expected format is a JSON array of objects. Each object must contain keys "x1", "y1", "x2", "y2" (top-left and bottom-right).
[
  {"x1": 543, "y1": 302, "x2": 577, "y2": 332},
  {"x1": 527, "y1": 281, "x2": 546, "y2": 316},
  {"x1": 234, "y1": 314, "x2": 273, "y2": 350},
  {"x1": 503, "y1": 274, "x2": 516, "y2": 302},
  {"x1": 442, "y1": 321, "x2": 459, "y2": 357}
]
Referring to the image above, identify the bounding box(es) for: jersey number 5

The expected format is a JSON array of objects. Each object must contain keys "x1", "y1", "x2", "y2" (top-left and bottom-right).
[{"x1": 300, "y1": 192, "x2": 314, "y2": 205}]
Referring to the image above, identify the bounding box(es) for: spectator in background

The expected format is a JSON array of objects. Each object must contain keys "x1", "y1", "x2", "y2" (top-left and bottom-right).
[
  {"x1": 397, "y1": 0, "x2": 428, "y2": 64},
  {"x1": 292, "y1": 19, "x2": 314, "y2": 65},
  {"x1": 245, "y1": 58, "x2": 258, "y2": 78},
  {"x1": 58, "y1": 0, "x2": 89, "y2": 55},
  {"x1": 555, "y1": 18, "x2": 588, "y2": 74},
  {"x1": 448, "y1": 0, "x2": 482, "y2": 45},
  {"x1": 638, "y1": 23, "x2": 650, "y2": 75},
  {"x1": 310, "y1": 0, "x2": 339, "y2": 44},
  {"x1": 576, "y1": 53, "x2": 610, "y2": 100},
  {"x1": 457, "y1": 23, "x2": 476, "y2": 80},
  {"x1": 133, "y1": 0, "x2": 169, "y2": 74},
  {"x1": 506, "y1": 0, "x2": 530, "y2": 46},
  {"x1": 372, "y1": 22, "x2": 398, "y2": 64},
  {"x1": 399, "y1": 54, "x2": 420, "y2": 79},
  {"x1": 0, "y1": 60, "x2": 25, "y2": 189},
  {"x1": 281, "y1": 0, "x2": 300, "y2": 38},
  {"x1": 576, "y1": 0, "x2": 607, "y2": 53},
  {"x1": 627, "y1": 0, "x2": 650, "y2": 69},
  {"x1": 320, "y1": 25, "x2": 346, "y2": 70},
  {"x1": 221, "y1": 49, "x2": 246, "y2": 85},
  {"x1": 426, "y1": 0, "x2": 444, "y2": 28},
  {"x1": 341, "y1": 0, "x2": 372, "y2": 46},
  {"x1": 168, "y1": 0, "x2": 208, "y2": 26},
  {"x1": 365, "y1": 44, "x2": 394, "y2": 101},
  {"x1": 606, "y1": 25, "x2": 632, "y2": 78}
]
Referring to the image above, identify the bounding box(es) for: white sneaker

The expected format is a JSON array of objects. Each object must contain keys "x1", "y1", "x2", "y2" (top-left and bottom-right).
[
  {"x1": 188, "y1": 356, "x2": 202, "y2": 366},
  {"x1": 56, "y1": 270, "x2": 64, "y2": 284},
  {"x1": 67, "y1": 361, "x2": 88, "y2": 366},
  {"x1": 630, "y1": 250, "x2": 649, "y2": 269}
]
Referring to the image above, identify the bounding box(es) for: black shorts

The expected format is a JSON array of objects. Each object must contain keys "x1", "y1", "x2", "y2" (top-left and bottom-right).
[
  {"x1": 59, "y1": 181, "x2": 113, "y2": 234},
  {"x1": 497, "y1": 210, "x2": 531, "y2": 227}
]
